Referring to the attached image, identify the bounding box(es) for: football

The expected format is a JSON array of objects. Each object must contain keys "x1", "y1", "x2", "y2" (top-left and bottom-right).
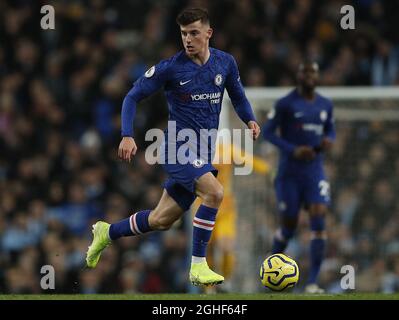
[{"x1": 260, "y1": 253, "x2": 299, "y2": 291}]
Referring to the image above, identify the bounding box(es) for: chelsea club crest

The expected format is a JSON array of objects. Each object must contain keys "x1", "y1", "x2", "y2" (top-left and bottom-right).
[
  {"x1": 214, "y1": 74, "x2": 223, "y2": 86},
  {"x1": 192, "y1": 159, "x2": 204, "y2": 168}
]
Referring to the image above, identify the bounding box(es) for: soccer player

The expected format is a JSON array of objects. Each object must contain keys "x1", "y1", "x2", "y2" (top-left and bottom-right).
[
  {"x1": 262, "y1": 61, "x2": 335, "y2": 293},
  {"x1": 86, "y1": 8, "x2": 260, "y2": 287}
]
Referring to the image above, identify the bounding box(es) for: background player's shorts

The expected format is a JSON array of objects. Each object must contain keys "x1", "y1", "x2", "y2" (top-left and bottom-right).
[
  {"x1": 274, "y1": 171, "x2": 330, "y2": 218},
  {"x1": 162, "y1": 161, "x2": 218, "y2": 211}
]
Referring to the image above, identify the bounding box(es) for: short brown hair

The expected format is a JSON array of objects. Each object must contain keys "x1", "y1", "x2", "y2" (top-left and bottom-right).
[{"x1": 176, "y1": 8, "x2": 210, "y2": 26}]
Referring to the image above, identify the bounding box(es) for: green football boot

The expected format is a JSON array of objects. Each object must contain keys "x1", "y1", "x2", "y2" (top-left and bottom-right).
[
  {"x1": 189, "y1": 261, "x2": 224, "y2": 286},
  {"x1": 86, "y1": 221, "x2": 112, "y2": 268}
]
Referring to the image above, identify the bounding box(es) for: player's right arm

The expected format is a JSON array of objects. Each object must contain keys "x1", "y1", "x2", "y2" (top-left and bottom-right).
[
  {"x1": 262, "y1": 100, "x2": 315, "y2": 161},
  {"x1": 118, "y1": 60, "x2": 171, "y2": 162}
]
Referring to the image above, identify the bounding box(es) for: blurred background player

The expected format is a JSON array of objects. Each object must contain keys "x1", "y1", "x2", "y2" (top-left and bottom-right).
[
  {"x1": 86, "y1": 8, "x2": 261, "y2": 286},
  {"x1": 192, "y1": 140, "x2": 269, "y2": 292},
  {"x1": 262, "y1": 61, "x2": 336, "y2": 293}
]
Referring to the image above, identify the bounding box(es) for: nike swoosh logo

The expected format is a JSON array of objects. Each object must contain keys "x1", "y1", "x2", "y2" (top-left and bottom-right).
[
  {"x1": 294, "y1": 112, "x2": 304, "y2": 118},
  {"x1": 180, "y1": 79, "x2": 192, "y2": 85}
]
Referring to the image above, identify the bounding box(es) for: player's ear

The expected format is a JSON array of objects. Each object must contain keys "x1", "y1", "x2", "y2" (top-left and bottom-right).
[{"x1": 207, "y1": 27, "x2": 213, "y2": 40}]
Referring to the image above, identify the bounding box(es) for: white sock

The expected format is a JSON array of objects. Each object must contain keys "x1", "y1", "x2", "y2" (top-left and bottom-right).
[{"x1": 191, "y1": 256, "x2": 206, "y2": 264}]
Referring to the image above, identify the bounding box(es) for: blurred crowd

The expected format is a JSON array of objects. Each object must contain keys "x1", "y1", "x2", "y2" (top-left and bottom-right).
[
  {"x1": 0, "y1": 0, "x2": 398, "y2": 293},
  {"x1": 323, "y1": 120, "x2": 399, "y2": 293}
]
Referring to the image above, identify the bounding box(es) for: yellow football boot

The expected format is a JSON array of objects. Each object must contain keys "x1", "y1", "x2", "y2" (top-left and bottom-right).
[
  {"x1": 86, "y1": 221, "x2": 112, "y2": 268},
  {"x1": 189, "y1": 261, "x2": 224, "y2": 286}
]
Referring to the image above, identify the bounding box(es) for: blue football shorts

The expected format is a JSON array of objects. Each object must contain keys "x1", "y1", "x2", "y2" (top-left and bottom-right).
[
  {"x1": 274, "y1": 171, "x2": 330, "y2": 218},
  {"x1": 162, "y1": 160, "x2": 218, "y2": 211}
]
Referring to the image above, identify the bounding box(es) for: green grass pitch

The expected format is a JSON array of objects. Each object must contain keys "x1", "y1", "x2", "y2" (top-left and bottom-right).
[{"x1": 1, "y1": 293, "x2": 398, "y2": 300}]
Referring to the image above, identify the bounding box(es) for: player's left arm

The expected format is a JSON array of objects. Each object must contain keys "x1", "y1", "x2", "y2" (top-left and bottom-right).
[
  {"x1": 318, "y1": 101, "x2": 336, "y2": 152},
  {"x1": 225, "y1": 55, "x2": 260, "y2": 140}
]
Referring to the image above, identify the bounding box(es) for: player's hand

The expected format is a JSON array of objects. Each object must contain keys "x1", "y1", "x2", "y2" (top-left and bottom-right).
[
  {"x1": 314, "y1": 138, "x2": 334, "y2": 153},
  {"x1": 118, "y1": 137, "x2": 137, "y2": 162},
  {"x1": 248, "y1": 121, "x2": 260, "y2": 140},
  {"x1": 320, "y1": 138, "x2": 333, "y2": 152},
  {"x1": 293, "y1": 146, "x2": 316, "y2": 161}
]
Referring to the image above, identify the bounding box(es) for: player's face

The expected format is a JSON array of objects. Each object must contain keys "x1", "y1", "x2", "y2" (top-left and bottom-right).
[
  {"x1": 297, "y1": 63, "x2": 319, "y2": 90},
  {"x1": 180, "y1": 20, "x2": 212, "y2": 56}
]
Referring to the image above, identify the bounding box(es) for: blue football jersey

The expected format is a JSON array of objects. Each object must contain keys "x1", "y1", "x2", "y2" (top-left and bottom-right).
[
  {"x1": 263, "y1": 89, "x2": 335, "y2": 175},
  {"x1": 121, "y1": 48, "x2": 255, "y2": 163}
]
